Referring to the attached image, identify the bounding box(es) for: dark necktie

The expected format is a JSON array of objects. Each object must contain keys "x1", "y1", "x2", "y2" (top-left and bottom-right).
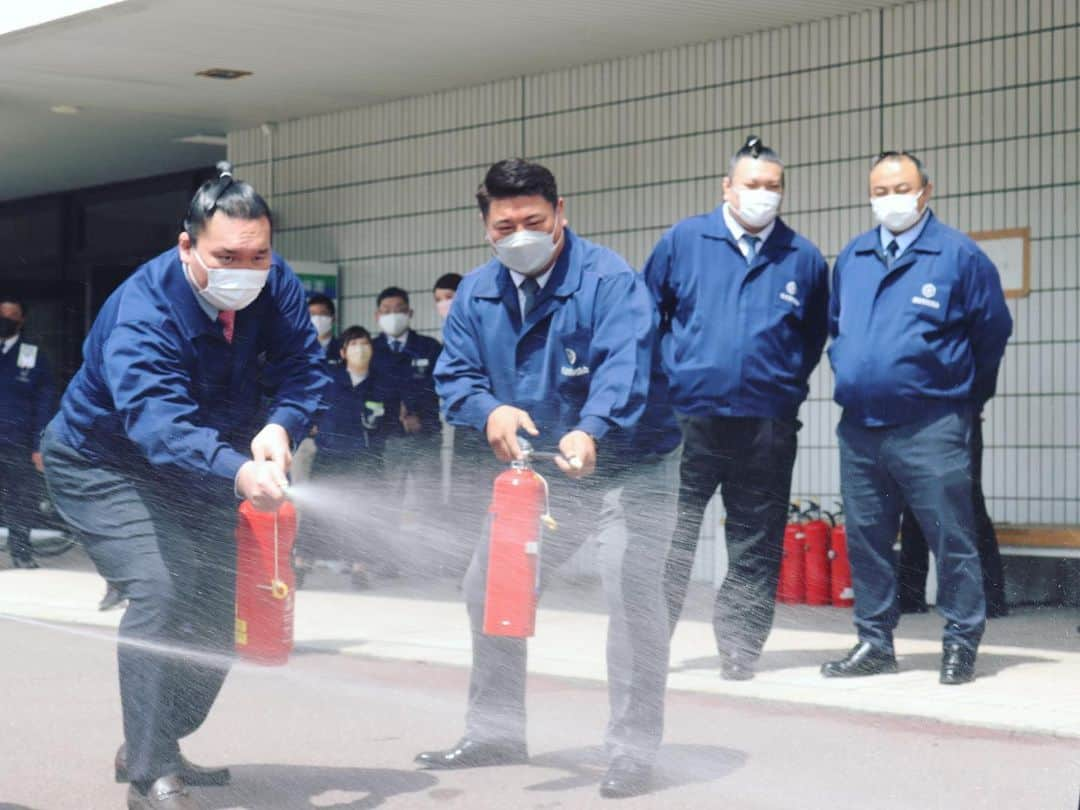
[
  {"x1": 520, "y1": 277, "x2": 540, "y2": 319},
  {"x1": 741, "y1": 234, "x2": 760, "y2": 265},
  {"x1": 390, "y1": 339, "x2": 402, "y2": 353},
  {"x1": 218, "y1": 310, "x2": 235, "y2": 344},
  {"x1": 886, "y1": 239, "x2": 899, "y2": 268}
]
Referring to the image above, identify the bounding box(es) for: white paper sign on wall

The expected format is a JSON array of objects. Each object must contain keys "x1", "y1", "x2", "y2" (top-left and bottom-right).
[{"x1": 969, "y1": 228, "x2": 1030, "y2": 298}]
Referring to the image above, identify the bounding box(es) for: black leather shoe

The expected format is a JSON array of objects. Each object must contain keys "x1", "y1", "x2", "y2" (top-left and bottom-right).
[
  {"x1": 12, "y1": 556, "x2": 39, "y2": 569},
  {"x1": 414, "y1": 738, "x2": 528, "y2": 769},
  {"x1": 719, "y1": 655, "x2": 755, "y2": 681},
  {"x1": 898, "y1": 600, "x2": 929, "y2": 614},
  {"x1": 126, "y1": 775, "x2": 199, "y2": 809},
  {"x1": 116, "y1": 744, "x2": 230, "y2": 786},
  {"x1": 599, "y1": 757, "x2": 652, "y2": 799},
  {"x1": 986, "y1": 603, "x2": 1009, "y2": 619},
  {"x1": 821, "y1": 642, "x2": 898, "y2": 678},
  {"x1": 940, "y1": 643, "x2": 977, "y2": 685}
]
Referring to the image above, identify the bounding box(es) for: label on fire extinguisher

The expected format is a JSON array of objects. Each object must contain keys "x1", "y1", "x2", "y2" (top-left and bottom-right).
[{"x1": 235, "y1": 618, "x2": 248, "y2": 646}]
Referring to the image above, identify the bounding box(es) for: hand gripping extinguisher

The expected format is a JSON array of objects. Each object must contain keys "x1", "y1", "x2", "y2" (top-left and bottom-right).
[
  {"x1": 802, "y1": 500, "x2": 832, "y2": 606},
  {"x1": 235, "y1": 500, "x2": 297, "y2": 665},
  {"x1": 826, "y1": 503, "x2": 855, "y2": 607},
  {"x1": 776, "y1": 502, "x2": 806, "y2": 604},
  {"x1": 483, "y1": 439, "x2": 558, "y2": 638}
]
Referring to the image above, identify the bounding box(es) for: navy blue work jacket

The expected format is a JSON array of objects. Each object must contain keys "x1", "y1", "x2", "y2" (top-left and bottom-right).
[
  {"x1": 53, "y1": 248, "x2": 330, "y2": 486},
  {"x1": 0, "y1": 337, "x2": 55, "y2": 450},
  {"x1": 829, "y1": 211, "x2": 1013, "y2": 427},
  {"x1": 435, "y1": 229, "x2": 680, "y2": 459},
  {"x1": 372, "y1": 331, "x2": 442, "y2": 437},
  {"x1": 643, "y1": 209, "x2": 829, "y2": 421}
]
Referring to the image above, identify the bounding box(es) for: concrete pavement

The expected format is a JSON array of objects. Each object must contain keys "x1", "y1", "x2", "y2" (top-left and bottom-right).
[{"x1": 2, "y1": 556, "x2": 1079, "y2": 741}]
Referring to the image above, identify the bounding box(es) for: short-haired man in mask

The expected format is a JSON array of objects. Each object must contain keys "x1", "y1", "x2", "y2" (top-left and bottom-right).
[
  {"x1": 823, "y1": 151, "x2": 1011, "y2": 685},
  {"x1": 307, "y1": 293, "x2": 341, "y2": 364},
  {"x1": 421, "y1": 159, "x2": 680, "y2": 799},
  {"x1": 371, "y1": 286, "x2": 443, "y2": 575},
  {"x1": 644, "y1": 136, "x2": 829, "y2": 681},
  {"x1": 41, "y1": 165, "x2": 329, "y2": 808}
]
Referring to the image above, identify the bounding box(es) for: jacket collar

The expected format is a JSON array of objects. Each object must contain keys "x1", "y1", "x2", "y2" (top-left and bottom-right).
[
  {"x1": 472, "y1": 227, "x2": 585, "y2": 301},
  {"x1": 853, "y1": 210, "x2": 945, "y2": 262},
  {"x1": 702, "y1": 206, "x2": 799, "y2": 270},
  {"x1": 164, "y1": 249, "x2": 223, "y2": 342}
]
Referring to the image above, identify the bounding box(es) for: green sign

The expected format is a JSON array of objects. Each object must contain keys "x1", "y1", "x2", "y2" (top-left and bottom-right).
[{"x1": 296, "y1": 272, "x2": 338, "y2": 301}]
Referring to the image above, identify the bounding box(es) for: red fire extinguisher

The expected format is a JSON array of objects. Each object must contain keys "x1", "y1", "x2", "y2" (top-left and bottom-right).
[
  {"x1": 483, "y1": 442, "x2": 557, "y2": 638},
  {"x1": 802, "y1": 500, "x2": 832, "y2": 606},
  {"x1": 777, "y1": 503, "x2": 806, "y2": 604},
  {"x1": 235, "y1": 500, "x2": 297, "y2": 665},
  {"x1": 826, "y1": 504, "x2": 855, "y2": 607}
]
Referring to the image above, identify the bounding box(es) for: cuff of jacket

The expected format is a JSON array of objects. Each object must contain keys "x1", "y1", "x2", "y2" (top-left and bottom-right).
[
  {"x1": 460, "y1": 393, "x2": 504, "y2": 433},
  {"x1": 267, "y1": 406, "x2": 311, "y2": 447},
  {"x1": 213, "y1": 447, "x2": 248, "y2": 490}
]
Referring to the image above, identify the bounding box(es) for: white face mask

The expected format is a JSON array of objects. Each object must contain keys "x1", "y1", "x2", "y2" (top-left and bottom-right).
[
  {"x1": 189, "y1": 249, "x2": 269, "y2": 312},
  {"x1": 734, "y1": 187, "x2": 782, "y2": 229},
  {"x1": 345, "y1": 342, "x2": 372, "y2": 370},
  {"x1": 436, "y1": 298, "x2": 453, "y2": 321},
  {"x1": 378, "y1": 312, "x2": 410, "y2": 338},
  {"x1": 310, "y1": 314, "x2": 334, "y2": 337},
  {"x1": 490, "y1": 224, "x2": 562, "y2": 277},
  {"x1": 871, "y1": 192, "x2": 924, "y2": 233}
]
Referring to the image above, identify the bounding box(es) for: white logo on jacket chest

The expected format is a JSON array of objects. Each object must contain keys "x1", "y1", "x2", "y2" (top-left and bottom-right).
[
  {"x1": 912, "y1": 283, "x2": 941, "y2": 309},
  {"x1": 779, "y1": 280, "x2": 801, "y2": 307},
  {"x1": 561, "y1": 347, "x2": 590, "y2": 377}
]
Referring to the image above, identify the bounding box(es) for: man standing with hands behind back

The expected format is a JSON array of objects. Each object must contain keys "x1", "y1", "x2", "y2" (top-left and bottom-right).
[
  {"x1": 42, "y1": 164, "x2": 329, "y2": 809},
  {"x1": 645, "y1": 136, "x2": 829, "y2": 681},
  {"x1": 823, "y1": 151, "x2": 1011, "y2": 686}
]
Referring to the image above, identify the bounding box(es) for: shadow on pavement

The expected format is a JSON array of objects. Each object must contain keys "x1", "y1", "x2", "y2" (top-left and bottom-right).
[
  {"x1": 674, "y1": 647, "x2": 1056, "y2": 677},
  {"x1": 524, "y1": 743, "x2": 747, "y2": 794},
  {"x1": 0, "y1": 803, "x2": 44, "y2": 810},
  {"x1": 196, "y1": 765, "x2": 437, "y2": 809}
]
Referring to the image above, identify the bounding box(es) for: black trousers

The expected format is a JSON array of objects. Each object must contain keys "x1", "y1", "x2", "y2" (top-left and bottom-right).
[
  {"x1": 663, "y1": 415, "x2": 798, "y2": 662},
  {"x1": 0, "y1": 441, "x2": 37, "y2": 562},
  {"x1": 42, "y1": 423, "x2": 236, "y2": 785},
  {"x1": 897, "y1": 417, "x2": 1007, "y2": 612}
]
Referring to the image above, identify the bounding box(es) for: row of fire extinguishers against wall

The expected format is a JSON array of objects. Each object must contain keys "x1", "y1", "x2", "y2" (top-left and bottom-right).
[
  {"x1": 778, "y1": 501, "x2": 855, "y2": 607},
  {"x1": 230, "y1": 449, "x2": 858, "y2": 670}
]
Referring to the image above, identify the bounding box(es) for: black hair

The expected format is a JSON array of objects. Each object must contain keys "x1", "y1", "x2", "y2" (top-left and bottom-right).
[
  {"x1": 0, "y1": 295, "x2": 26, "y2": 316},
  {"x1": 376, "y1": 286, "x2": 410, "y2": 307},
  {"x1": 339, "y1": 325, "x2": 372, "y2": 346},
  {"x1": 873, "y1": 150, "x2": 931, "y2": 186},
  {"x1": 433, "y1": 273, "x2": 462, "y2": 293},
  {"x1": 307, "y1": 292, "x2": 336, "y2": 316},
  {"x1": 183, "y1": 161, "x2": 273, "y2": 243},
  {"x1": 476, "y1": 159, "x2": 558, "y2": 218},
  {"x1": 728, "y1": 135, "x2": 785, "y2": 185}
]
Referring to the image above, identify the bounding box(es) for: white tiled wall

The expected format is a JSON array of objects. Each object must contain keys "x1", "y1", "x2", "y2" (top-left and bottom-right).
[{"x1": 230, "y1": 0, "x2": 1080, "y2": 580}]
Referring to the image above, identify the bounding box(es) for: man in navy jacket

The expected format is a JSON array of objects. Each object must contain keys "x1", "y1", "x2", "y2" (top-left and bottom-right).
[
  {"x1": 643, "y1": 137, "x2": 829, "y2": 681},
  {"x1": 419, "y1": 159, "x2": 680, "y2": 800},
  {"x1": 0, "y1": 296, "x2": 55, "y2": 568},
  {"x1": 42, "y1": 167, "x2": 329, "y2": 809},
  {"x1": 822, "y1": 151, "x2": 1012, "y2": 686},
  {"x1": 371, "y1": 286, "x2": 442, "y2": 573}
]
